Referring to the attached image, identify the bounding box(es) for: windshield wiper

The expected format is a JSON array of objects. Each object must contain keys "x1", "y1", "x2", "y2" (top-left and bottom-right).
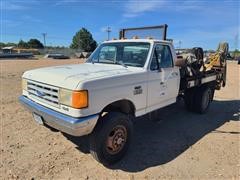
[{"x1": 115, "y1": 61, "x2": 128, "y2": 68}]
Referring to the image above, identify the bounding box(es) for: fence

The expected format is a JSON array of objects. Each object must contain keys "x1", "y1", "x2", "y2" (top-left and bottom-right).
[{"x1": 38, "y1": 48, "x2": 84, "y2": 58}]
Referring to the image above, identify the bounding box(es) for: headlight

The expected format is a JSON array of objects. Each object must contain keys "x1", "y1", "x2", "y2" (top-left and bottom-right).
[
  {"x1": 59, "y1": 89, "x2": 88, "y2": 109},
  {"x1": 22, "y1": 78, "x2": 28, "y2": 91}
]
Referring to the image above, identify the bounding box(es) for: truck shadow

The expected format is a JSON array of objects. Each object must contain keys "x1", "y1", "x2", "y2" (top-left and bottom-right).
[{"x1": 64, "y1": 99, "x2": 239, "y2": 172}]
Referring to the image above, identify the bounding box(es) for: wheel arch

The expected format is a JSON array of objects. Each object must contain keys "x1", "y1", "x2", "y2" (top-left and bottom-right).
[{"x1": 100, "y1": 99, "x2": 136, "y2": 117}]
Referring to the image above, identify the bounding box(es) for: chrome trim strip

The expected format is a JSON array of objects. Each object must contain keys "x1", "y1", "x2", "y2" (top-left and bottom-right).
[
  {"x1": 201, "y1": 75, "x2": 217, "y2": 84},
  {"x1": 19, "y1": 96, "x2": 99, "y2": 136}
]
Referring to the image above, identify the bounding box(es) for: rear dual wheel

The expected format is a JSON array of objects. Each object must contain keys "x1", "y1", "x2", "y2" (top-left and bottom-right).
[{"x1": 184, "y1": 86, "x2": 212, "y2": 114}]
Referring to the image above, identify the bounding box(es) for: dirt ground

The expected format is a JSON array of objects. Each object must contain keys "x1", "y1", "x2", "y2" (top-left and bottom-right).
[{"x1": 0, "y1": 59, "x2": 239, "y2": 179}]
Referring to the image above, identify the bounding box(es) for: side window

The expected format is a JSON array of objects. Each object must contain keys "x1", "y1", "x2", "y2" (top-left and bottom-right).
[{"x1": 150, "y1": 44, "x2": 173, "y2": 70}]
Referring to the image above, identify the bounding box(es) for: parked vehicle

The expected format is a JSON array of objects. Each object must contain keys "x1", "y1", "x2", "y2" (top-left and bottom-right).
[
  {"x1": 19, "y1": 25, "x2": 228, "y2": 165},
  {"x1": 236, "y1": 56, "x2": 240, "y2": 64},
  {"x1": 44, "y1": 53, "x2": 70, "y2": 59}
]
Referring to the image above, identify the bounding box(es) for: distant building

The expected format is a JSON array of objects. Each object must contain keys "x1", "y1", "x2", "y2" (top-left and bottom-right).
[
  {"x1": 2, "y1": 46, "x2": 15, "y2": 54},
  {"x1": 1, "y1": 46, "x2": 40, "y2": 55}
]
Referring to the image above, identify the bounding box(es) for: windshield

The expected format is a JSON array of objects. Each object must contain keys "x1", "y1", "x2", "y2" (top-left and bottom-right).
[{"x1": 87, "y1": 42, "x2": 150, "y2": 67}]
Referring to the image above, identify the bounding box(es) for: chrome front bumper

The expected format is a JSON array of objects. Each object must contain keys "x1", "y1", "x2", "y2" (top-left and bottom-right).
[{"x1": 19, "y1": 96, "x2": 99, "y2": 136}]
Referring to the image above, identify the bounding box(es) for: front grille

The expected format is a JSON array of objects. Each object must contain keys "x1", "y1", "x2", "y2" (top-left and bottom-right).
[{"x1": 27, "y1": 80, "x2": 59, "y2": 107}]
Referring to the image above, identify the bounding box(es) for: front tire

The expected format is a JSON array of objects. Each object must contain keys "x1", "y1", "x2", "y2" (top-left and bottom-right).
[{"x1": 89, "y1": 112, "x2": 133, "y2": 165}]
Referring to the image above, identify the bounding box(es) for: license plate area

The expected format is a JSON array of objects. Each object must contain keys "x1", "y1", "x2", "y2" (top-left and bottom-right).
[{"x1": 33, "y1": 113, "x2": 43, "y2": 125}]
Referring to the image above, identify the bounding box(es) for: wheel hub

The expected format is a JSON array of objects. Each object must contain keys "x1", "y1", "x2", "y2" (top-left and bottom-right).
[
  {"x1": 106, "y1": 125, "x2": 127, "y2": 155},
  {"x1": 116, "y1": 137, "x2": 124, "y2": 145}
]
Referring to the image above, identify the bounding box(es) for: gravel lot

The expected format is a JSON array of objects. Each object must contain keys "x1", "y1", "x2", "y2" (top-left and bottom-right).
[{"x1": 0, "y1": 59, "x2": 239, "y2": 179}]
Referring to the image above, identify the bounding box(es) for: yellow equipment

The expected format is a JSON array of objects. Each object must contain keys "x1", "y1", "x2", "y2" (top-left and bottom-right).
[{"x1": 205, "y1": 42, "x2": 229, "y2": 70}]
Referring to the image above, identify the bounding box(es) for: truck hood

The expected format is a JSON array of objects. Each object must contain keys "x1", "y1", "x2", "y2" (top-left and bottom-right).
[{"x1": 23, "y1": 63, "x2": 140, "y2": 89}]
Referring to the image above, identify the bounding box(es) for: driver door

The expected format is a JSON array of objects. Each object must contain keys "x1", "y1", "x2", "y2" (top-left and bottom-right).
[{"x1": 147, "y1": 44, "x2": 179, "y2": 112}]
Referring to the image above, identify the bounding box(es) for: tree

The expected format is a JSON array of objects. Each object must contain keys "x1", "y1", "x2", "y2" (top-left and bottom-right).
[
  {"x1": 70, "y1": 28, "x2": 97, "y2": 52},
  {"x1": 0, "y1": 42, "x2": 5, "y2": 48},
  {"x1": 27, "y1": 39, "x2": 44, "y2": 49},
  {"x1": 5, "y1": 42, "x2": 17, "y2": 47},
  {"x1": 18, "y1": 40, "x2": 29, "y2": 48},
  {"x1": 233, "y1": 49, "x2": 240, "y2": 58}
]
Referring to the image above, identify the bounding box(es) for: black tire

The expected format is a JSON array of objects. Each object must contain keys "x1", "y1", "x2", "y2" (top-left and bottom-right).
[
  {"x1": 184, "y1": 88, "x2": 196, "y2": 111},
  {"x1": 193, "y1": 86, "x2": 212, "y2": 114},
  {"x1": 89, "y1": 112, "x2": 133, "y2": 165}
]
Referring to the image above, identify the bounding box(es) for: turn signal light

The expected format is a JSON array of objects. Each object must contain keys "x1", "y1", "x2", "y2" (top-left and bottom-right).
[{"x1": 72, "y1": 90, "x2": 88, "y2": 109}]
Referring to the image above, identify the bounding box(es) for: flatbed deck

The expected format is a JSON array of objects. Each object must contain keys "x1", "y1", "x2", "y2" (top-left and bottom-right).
[{"x1": 179, "y1": 66, "x2": 226, "y2": 94}]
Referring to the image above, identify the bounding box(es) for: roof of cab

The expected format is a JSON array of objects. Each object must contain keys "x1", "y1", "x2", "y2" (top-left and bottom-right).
[{"x1": 103, "y1": 38, "x2": 172, "y2": 44}]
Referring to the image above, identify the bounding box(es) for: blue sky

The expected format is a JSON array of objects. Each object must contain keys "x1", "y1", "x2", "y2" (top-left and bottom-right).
[{"x1": 1, "y1": 0, "x2": 239, "y2": 50}]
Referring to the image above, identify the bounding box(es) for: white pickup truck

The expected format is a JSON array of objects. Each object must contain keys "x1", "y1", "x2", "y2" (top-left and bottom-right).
[{"x1": 19, "y1": 25, "x2": 227, "y2": 165}]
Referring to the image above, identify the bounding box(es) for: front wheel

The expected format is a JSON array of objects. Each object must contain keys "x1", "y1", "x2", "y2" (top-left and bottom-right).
[{"x1": 89, "y1": 112, "x2": 133, "y2": 165}]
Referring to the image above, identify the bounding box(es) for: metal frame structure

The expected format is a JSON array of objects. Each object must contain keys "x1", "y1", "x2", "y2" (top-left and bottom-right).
[{"x1": 119, "y1": 24, "x2": 168, "y2": 40}]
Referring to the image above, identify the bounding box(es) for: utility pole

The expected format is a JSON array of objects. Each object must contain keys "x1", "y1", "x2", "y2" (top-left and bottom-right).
[
  {"x1": 178, "y1": 40, "x2": 182, "y2": 49},
  {"x1": 42, "y1": 33, "x2": 47, "y2": 47},
  {"x1": 106, "y1": 27, "x2": 111, "y2": 40},
  {"x1": 234, "y1": 34, "x2": 238, "y2": 50}
]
